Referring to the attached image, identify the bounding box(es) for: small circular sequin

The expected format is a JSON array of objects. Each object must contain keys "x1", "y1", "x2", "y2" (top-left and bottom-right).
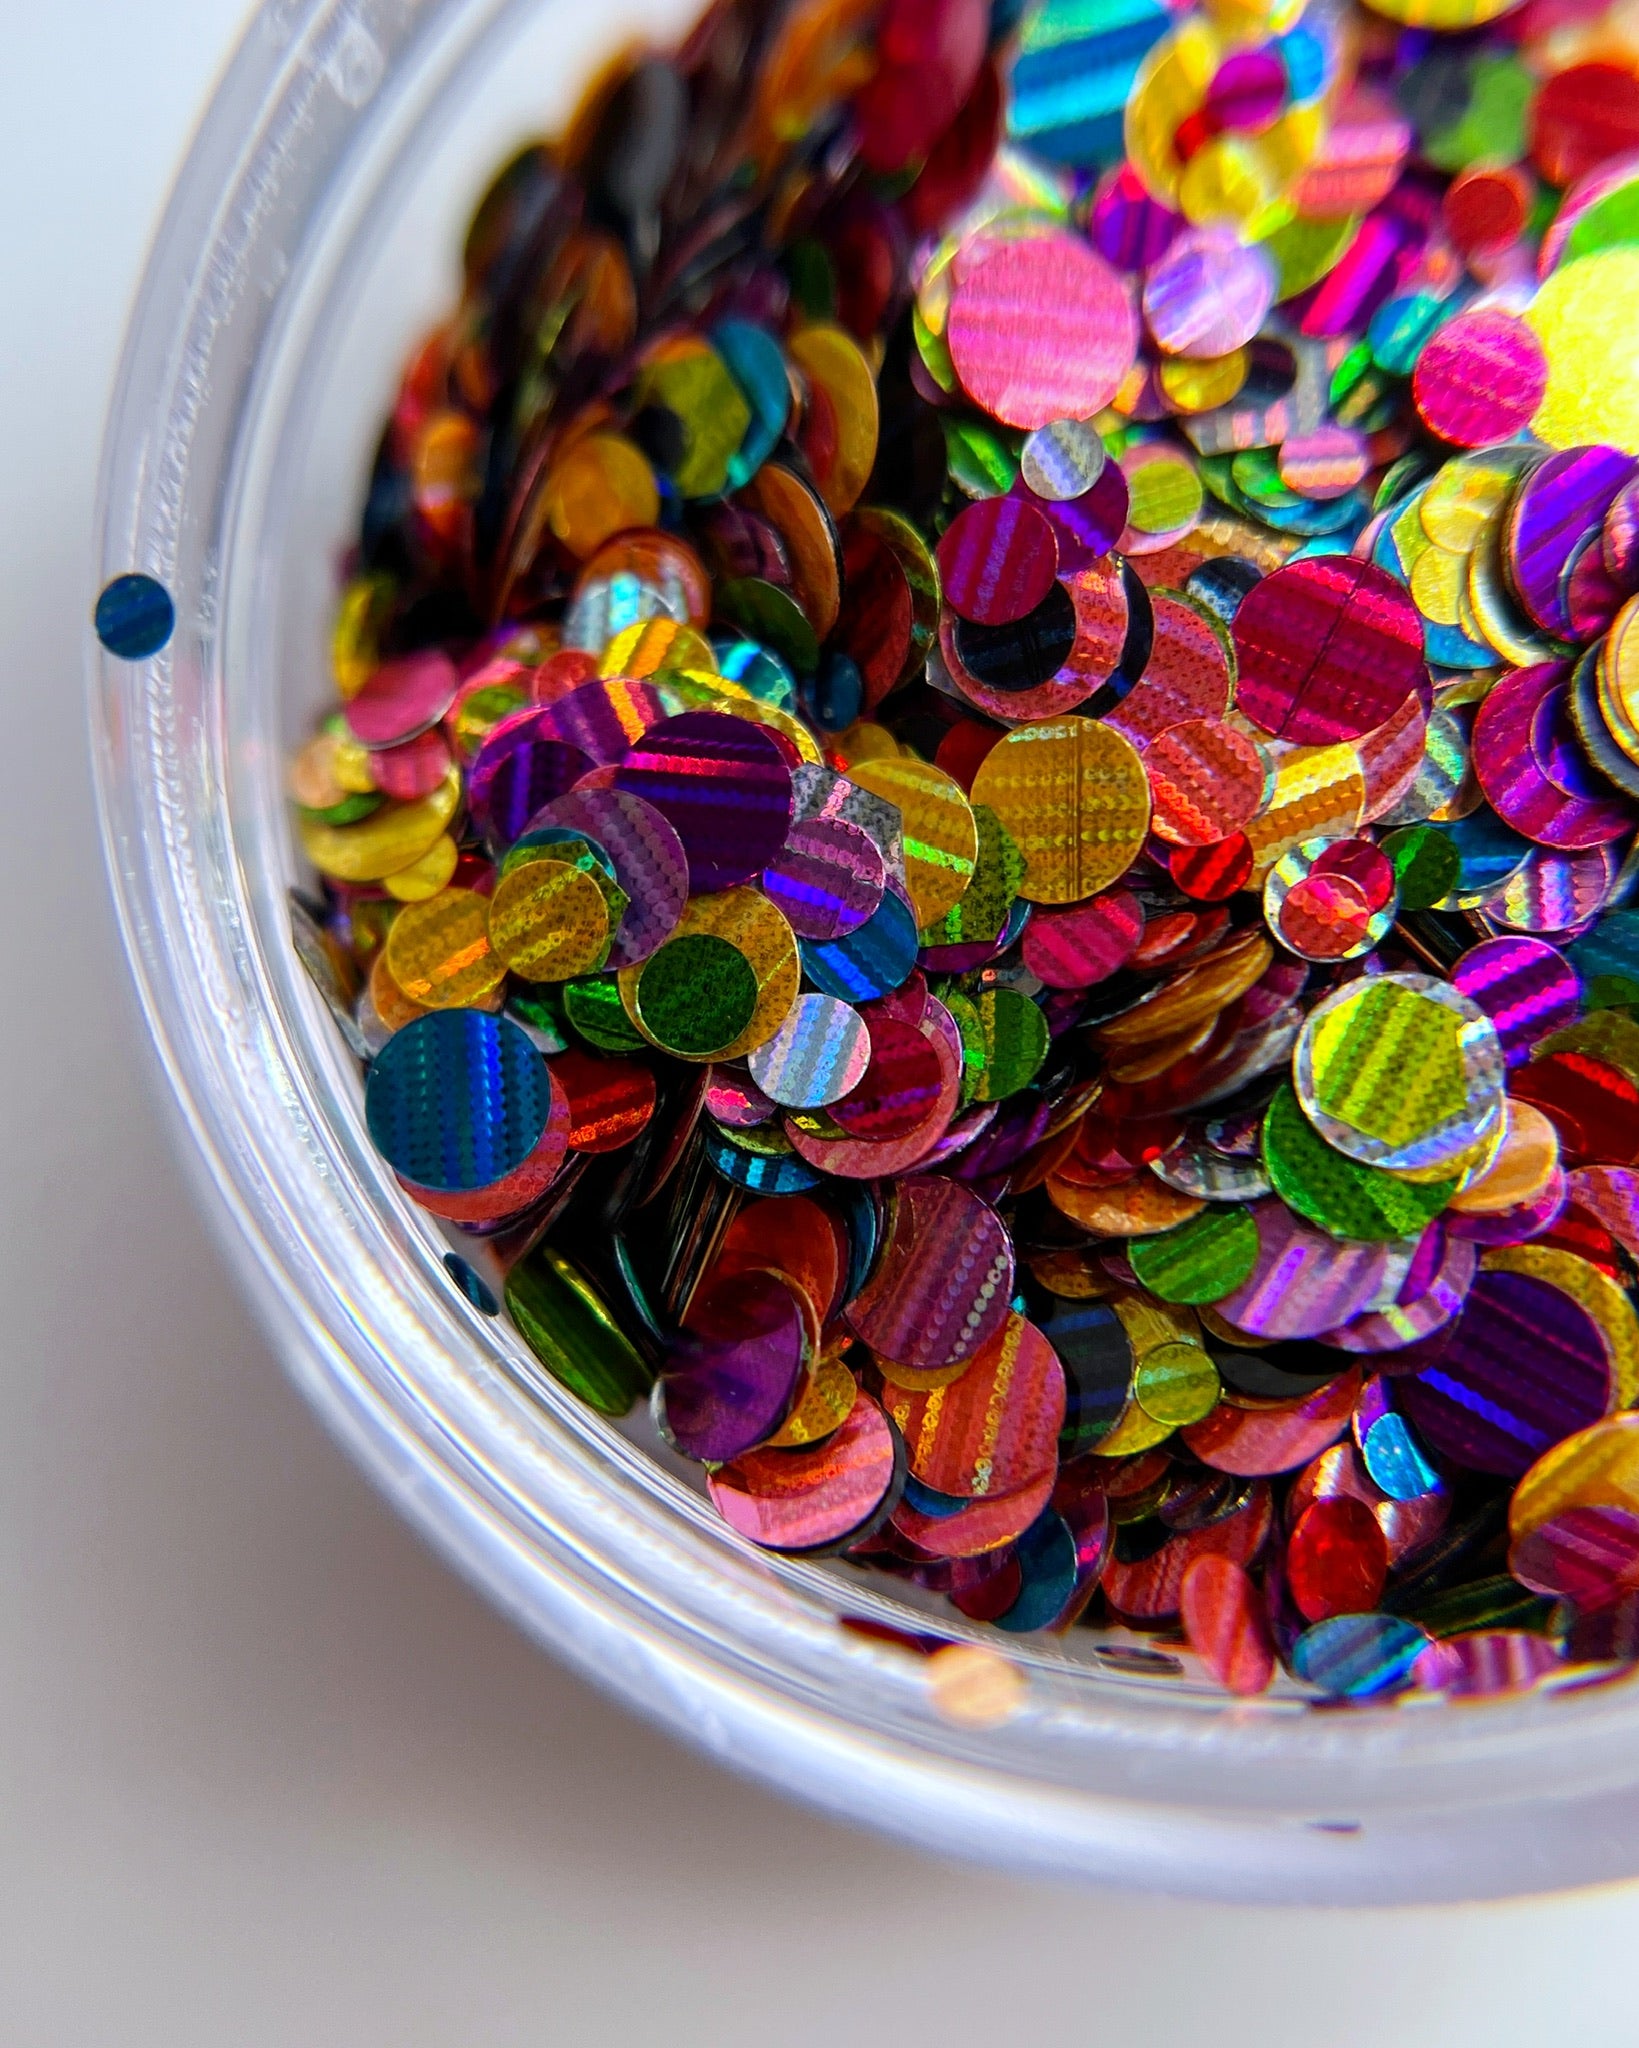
[
  {"x1": 487, "y1": 859, "x2": 611, "y2": 980},
  {"x1": 614, "y1": 711, "x2": 795, "y2": 891},
  {"x1": 761, "y1": 815, "x2": 885, "y2": 940},
  {"x1": 970, "y1": 715, "x2": 1151, "y2": 902},
  {"x1": 94, "y1": 572, "x2": 175, "y2": 659},
  {"x1": 1019, "y1": 418, "x2": 1107, "y2": 502},
  {"x1": 746, "y1": 992, "x2": 872, "y2": 1107},
  {"x1": 1412, "y1": 309, "x2": 1548, "y2": 449},
  {"x1": 1295, "y1": 973, "x2": 1506, "y2": 1174},
  {"x1": 1233, "y1": 557, "x2": 1426, "y2": 745},
  {"x1": 386, "y1": 888, "x2": 507, "y2": 1008},
  {"x1": 366, "y1": 1009, "x2": 554, "y2": 1193},
  {"x1": 947, "y1": 233, "x2": 1138, "y2": 429},
  {"x1": 1142, "y1": 720, "x2": 1266, "y2": 846},
  {"x1": 937, "y1": 495, "x2": 1059, "y2": 625}
]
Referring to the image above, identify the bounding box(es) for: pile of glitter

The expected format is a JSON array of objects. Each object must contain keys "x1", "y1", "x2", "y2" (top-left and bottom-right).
[{"x1": 290, "y1": 0, "x2": 1639, "y2": 1701}]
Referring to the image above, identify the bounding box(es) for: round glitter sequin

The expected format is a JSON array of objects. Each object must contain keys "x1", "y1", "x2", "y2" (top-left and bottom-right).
[
  {"x1": 937, "y1": 495, "x2": 1059, "y2": 625},
  {"x1": 829, "y1": 1013, "x2": 945, "y2": 1137},
  {"x1": 761, "y1": 814, "x2": 885, "y2": 940},
  {"x1": 1233, "y1": 557, "x2": 1427, "y2": 745},
  {"x1": 882, "y1": 1312, "x2": 1065, "y2": 1497},
  {"x1": 365, "y1": 1009, "x2": 554, "y2": 1193},
  {"x1": 1411, "y1": 309, "x2": 1548, "y2": 449},
  {"x1": 1450, "y1": 937, "x2": 1581, "y2": 1069},
  {"x1": 528, "y1": 787, "x2": 688, "y2": 970},
  {"x1": 947, "y1": 233, "x2": 1138, "y2": 429},
  {"x1": 970, "y1": 715, "x2": 1151, "y2": 902},
  {"x1": 1019, "y1": 418, "x2": 1107, "y2": 502},
  {"x1": 385, "y1": 888, "x2": 507, "y2": 1009},
  {"x1": 846, "y1": 1175, "x2": 1014, "y2": 1372},
  {"x1": 1264, "y1": 1085, "x2": 1455, "y2": 1243},
  {"x1": 848, "y1": 757, "x2": 979, "y2": 925},
  {"x1": 1139, "y1": 720, "x2": 1270, "y2": 847},
  {"x1": 1397, "y1": 1270, "x2": 1613, "y2": 1478},
  {"x1": 747, "y1": 992, "x2": 871, "y2": 1107},
  {"x1": 614, "y1": 710, "x2": 795, "y2": 891},
  {"x1": 486, "y1": 859, "x2": 611, "y2": 981},
  {"x1": 1143, "y1": 228, "x2": 1276, "y2": 359},
  {"x1": 1127, "y1": 1206, "x2": 1258, "y2": 1305},
  {"x1": 1294, "y1": 973, "x2": 1506, "y2": 1174},
  {"x1": 708, "y1": 1391, "x2": 899, "y2": 1552},
  {"x1": 1020, "y1": 891, "x2": 1143, "y2": 988}
]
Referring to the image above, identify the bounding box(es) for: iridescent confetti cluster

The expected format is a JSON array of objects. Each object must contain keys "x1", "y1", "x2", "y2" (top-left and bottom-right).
[{"x1": 287, "y1": 0, "x2": 1639, "y2": 1704}]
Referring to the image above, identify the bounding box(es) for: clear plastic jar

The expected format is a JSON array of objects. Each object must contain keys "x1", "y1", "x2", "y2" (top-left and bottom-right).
[{"x1": 88, "y1": 0, "x2": 1639, "y2": 1901}]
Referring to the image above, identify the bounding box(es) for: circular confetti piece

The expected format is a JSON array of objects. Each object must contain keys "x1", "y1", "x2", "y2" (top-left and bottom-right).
[
  {"x1": 1508, "y1": 1503, "x2": 1639, "y2": 1607},
  {"x1": 1398, "y1": 1270, "x2": 1613, "y2": 1478},
  {"x1": 1182, "y1": 1367, "x2": 1361, "y2": 1476},
  {"x1": 1142, "y1": 719, "x2": 1266, "y2": 847},
  {"x1": 1180, "y1": 1556, "x2": 1274, "y2": 1696},
  {"x1": 1290, "y1": 1612, "x2": 1428, "y2": 1699},
  {"x1": 1127, "y1": 1206, "x2": 1259, "y2": 1305},
  {"x1": 946, "y1": 233, "x2": 1138, "y2": 429},
  {"x1": 614, "y1": 710, "x2": 795, "y2": 891},
  {"x1": 1020, "y1": 890, "x2": 1143, "y2": 988},
  {"x1": 947, "y1": 582, "x2": 1082, "y2": 701},
  {"x1": 1019, "y1": 418, "x2": 1107, "y2": 502},
  {"x1": 549, "y1": 1048, "x2": 657, "y2": 1154},
  {"x1": 346, "y1": 650, "x2": 459, "y2": 750},
  {"x1": 660, "y1": 1275, "x2": 807, "y2": 1464},
  {"x1": 385, "y1": 887, "x2": 506, "y2": 1009},
  {"x1": 1446, "y1": 1101, "x2": 1559, "y2": 1217},
  {"x1": 970, "y1": 715, "x2": 1151, "y2": 903},
  {"x1": 1287, "y1": 1496, "x2": 1389, "y2": 1623},
  {"x1": 882, "y1": 1312, "x2": 1065, "y2": 1498},
  {"x1": 1278, "y1": 425, "x2": 1369, "y2": 502},
  {"x1": 1143, "y1": 227, "x2": 1276, "y2": 358},
  {"x1": 1216, "y1": 1200, "x2": 1394, "y2": 1341},
  {"x1": 849, "y1": 756, "x2": 978, "y2": 925},
  {"x1": 1264, "y1": 1086, "x2": 1455, "y2": 1243},
  {"x1": 1233, "y1": 557, "x2": 1427, "y2": 745},
  {"x1": 829, "y1": 1013, "x2": 944, "y2": 1137},
  {"x1": 846, "y1": 1175, "x2": 1014, "y2": 1372},
  {"x1": 1450, "y1": 937, "x2": 1581, "y2": 1069},
  {"x1": 801, "y1": 886, "x2": 921, "y2": 1002},
  {"x1": 746, "y1": 992, "x2": 871, "y2": 1108},
  {"x1": 761, "y1": 814, "x2": 885, "y2": 941},
  {"x1": 634, "y1": 933, "x2": 759, "y2": 1056},
  {"x1": 365, "y1": 1009, "x2": 553, "y2": 1194},
  {"x1": 1170, "y1": 834, "x2": 1255, "y2": 899},
  {"x1": 94, "y1": 572, "x2": 175, "y2": 659},
  {"x1": 1412, "y1": 310, "x2": 1547, "y2": 450},
  {"x1": 1133, "y1": 1341, "x2": 1221, "y2": 1427},
  {"x1": 937, "y1": 495, "x2": 1059, "y2": 625},
  {"x1": 708, "y1": 1391, "x2": 900, "y2": 1553},
  {"x1": 532, "y1": 787, "x2": 689, "y2": 969},
  {"x1": 487, "y1": 860, "x2": 611, "y2": 982},
  {"x1": 1295, "y1": 972, "x2": 1506, "y2": 1174},
  {"x1": 467, "y1": 718, "x2": 592, "y2": 854}
]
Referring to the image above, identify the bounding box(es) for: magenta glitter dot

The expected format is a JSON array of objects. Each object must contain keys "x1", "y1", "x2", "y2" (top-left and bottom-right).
[
  {"x1": 1473, "y1": 662, "x2": 1630, "y2": 851},
  {"x1": 1232, "y1": 556, "x2": 1426, "y2": 744},
  {"x1": 1411, "y1": 309, "x2": 1547, "y2": 449},
  {"x1": 1449, "y1": 937, "x2": 1580, "y2": 1067},
  {"x1": 1087, "y1": 161, "x2": 1182, "y2": 272},
  {"x1": 761, "y1": 814, "x2": 886, "y2": 939},
  {"x1": 344, "y1": 648, "x2": 458, "y2": 748},
  {"x1": 1204, "y1": 47, "x2": 1287, "y2": 132},
  {"x1": 1021, "y1": 891, "x2": 1144, "y2": 987},
  {"x1": 533, "y1": 676, "x2": 676, "y2": 764},
  {"x1": 614, "y1": 709, "x2": 795, "y2": 891},
  {"x1": 937, "y1": 494, "x2": 1059, "y2": 625},
  {"x1": 946, "y1": 232, "x2": 1138, "y2": 429}
]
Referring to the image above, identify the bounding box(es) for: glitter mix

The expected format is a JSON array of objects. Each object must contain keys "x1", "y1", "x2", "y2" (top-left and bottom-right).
[{"x1": 278, "y1": 0, "x2": 1639, "y2": 1703}]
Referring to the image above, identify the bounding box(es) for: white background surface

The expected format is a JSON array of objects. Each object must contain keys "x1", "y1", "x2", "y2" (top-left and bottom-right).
[{"x1": 7, "y1": 4, "x2": 1639, "y2": 2040}]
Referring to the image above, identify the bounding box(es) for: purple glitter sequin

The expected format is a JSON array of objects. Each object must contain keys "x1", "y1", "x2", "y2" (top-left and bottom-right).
[
  {"x1": 1450, "y1": 936, "x2": 1581, "y2": 1067},
  {"x1": 615, "y1": 710, "x2": 795, "y2": 891},
  {"x1": 1396, "y1": 1270, "x2": 1613, "y2": 1477}
]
